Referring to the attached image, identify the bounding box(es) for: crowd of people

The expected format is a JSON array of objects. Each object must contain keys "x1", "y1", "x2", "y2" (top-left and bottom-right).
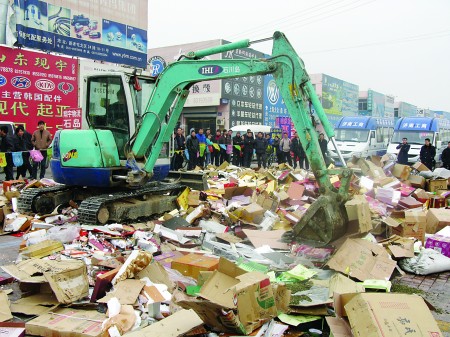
[
  {"x1": 170, "y1": 127, "x2": 330, "y2": 171},
  {"x1": 0, "y1": 121, "x2": 52, "y2": 181}
]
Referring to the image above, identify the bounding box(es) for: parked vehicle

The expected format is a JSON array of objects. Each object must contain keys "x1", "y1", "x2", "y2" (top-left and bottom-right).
[
  {"x1": 387, "y1": 117, "x2": 450, "y2": 165},
  {"x1": 328, "y1": 116, "x2": 394, "y2": 165}
]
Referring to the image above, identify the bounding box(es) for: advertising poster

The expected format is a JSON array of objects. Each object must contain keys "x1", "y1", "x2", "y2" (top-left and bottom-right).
[
  {"x1": 398, "y1": 102, "x2": 417, "y2": 117},
  {"x1": 13, "y1": 0, "x2": 147, "y2": 68},
  {"x1": 385, "y1": 94, "x2": 395, "y2": 118},
  {"x1": 222, "y1": 45, "x2": 264, "y2": 127},
  {"x1": 341, "y1": 80, "x2": 358, "y2": 116},
  {"x1": 367, "y1": 90, "x2": 386, "y2": 117},
  {"x1": 0, "y1": 46, "x2": 79, "y2": 132},
  {"x1": 321, "y1": 74, "x2": 343, "y2": 116},
  {"x1": 263, "y1": 73, "x2": 288, "y2": 127}
]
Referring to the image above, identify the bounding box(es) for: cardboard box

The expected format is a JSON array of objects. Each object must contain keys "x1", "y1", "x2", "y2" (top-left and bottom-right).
[
  {"x1": 425, "y1": 235, "x2": 450, "y2": 257},
  {"x1": 345, "y1": 293, "x2": 443, "y2": 337},
  {"x1": 326, "y1": 239, "x2": 397, "y2": 281},
  {"x1": 171, "y1": 253, "x2": 219, "y2": 280},
  {"x1": 426, "y1": 208, "x2": 450, "y2": 234},
  {"x1": 177, "y1": 258, "x2": 277, "y2": 334},
  {"x1": 391, "y1": 164, "x2": 411, "y2": 180},
  {"x1": 426, "y1": 178, "x2": 447, "y2": 193},
  {"x1": 390, "y1": 222, "x2": 426, "y2": 243},
  {"x1": 344, "y1": 195, "x2": 372, "y2": 233},
  {"x1": 241, "y1": 202, "x2": 265, "y2": 224},
  {"x1": 25, "y1": 308, "x2": 104, "y2": 337},
  {"x1": 412, "y1": 162, "x2": 431, "y2": 172},
  {"x1": 408, "y1": 174, "x2": 426, "y2": 189}
]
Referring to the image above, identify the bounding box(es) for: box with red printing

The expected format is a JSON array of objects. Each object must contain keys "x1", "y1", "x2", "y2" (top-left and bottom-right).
[{"x1": 425, "y1": 235, "x2": 450, "y2": 258}]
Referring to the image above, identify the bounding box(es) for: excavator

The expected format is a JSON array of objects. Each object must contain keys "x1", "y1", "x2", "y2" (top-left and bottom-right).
[{"x1": 18, "y1": 31, "x2": 351, "y2": 244}]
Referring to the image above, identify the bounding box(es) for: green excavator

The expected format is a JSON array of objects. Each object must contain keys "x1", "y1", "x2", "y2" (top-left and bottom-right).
[{"x1": 18, "y1": 31, "x2": 351, "y2": 244}]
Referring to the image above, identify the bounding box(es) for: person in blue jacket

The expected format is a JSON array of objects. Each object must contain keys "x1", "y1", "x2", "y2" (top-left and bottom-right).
[{"x1": 396, "y1": 137, "x2": 410, "y2": 165}]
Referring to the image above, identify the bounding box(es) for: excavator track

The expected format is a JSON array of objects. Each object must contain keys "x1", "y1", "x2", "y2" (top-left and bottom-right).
[
  {"x1": 18, "y1": 185, "x2": 75, "y2": 214},
  {"x1": 77, "y1": 182, "x2": 185, "y2": 224},
  {"x1": 18, "y1": 182, "x2": 185, "y2": 224}
]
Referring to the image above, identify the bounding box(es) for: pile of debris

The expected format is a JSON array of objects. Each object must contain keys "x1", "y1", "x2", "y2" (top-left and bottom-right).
[{"x1": 0, "y1": 156, "x2": 449, "y2": 337}]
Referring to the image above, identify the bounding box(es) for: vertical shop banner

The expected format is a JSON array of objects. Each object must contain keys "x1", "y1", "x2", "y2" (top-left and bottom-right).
[
  {"x1": 0, "y1": 46, "x2": 78, "y2": 132},
  {"x1": 385, "y1": 94, "x2": 395, "y2": 118},
  {"x1": 321, "y1": 74, "x2": 343, "y2": 116},
  {"x1": 13, "y1": 0, "x2": 147, "y2": 68},
  {"x1": 367, "y1": 90, "x2": 386, "y2": 117},
  {"x1": 398, "y1": 102, "x2": 417, "y2": 118},
  {"x1": 222, "y1": 46, "x2": 264, "y2": 127},
  {"x1": 341, "y1": 80, "x2": 359, "y2": 116},
  {"x1": 263, "y1": 74, "x2": 288, "y2": 127}
]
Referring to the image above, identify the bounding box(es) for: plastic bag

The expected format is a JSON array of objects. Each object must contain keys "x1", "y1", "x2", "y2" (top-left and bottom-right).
[
  {"x1": 30, "y1": 149, "x2": 44, "y2": 162},
  {"x1": 12, "y1": 152, "x2": 23, "y2": 167},
  {"x1": 399, "y1": 248, "x2": 450, "y2": 275}
]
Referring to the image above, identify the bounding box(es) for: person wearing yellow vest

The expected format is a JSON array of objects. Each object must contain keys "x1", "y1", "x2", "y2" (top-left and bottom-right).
[{"x1": 31, "y1": 120, "x2": 52, "y2": 179}]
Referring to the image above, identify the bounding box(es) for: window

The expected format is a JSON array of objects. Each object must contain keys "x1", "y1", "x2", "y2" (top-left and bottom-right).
[
  {"x1": 335, "y1": 129, "x2": 369, "y2": 142},
  {"x1": 391, "y1": 131, "x2": 434, "y2": 144},
  {"x1": 358, "y1": 99, "x2": 368, "y2": 111},
  {"x1": 87, "y1": 76, "x2": 130, "y2": 159}
]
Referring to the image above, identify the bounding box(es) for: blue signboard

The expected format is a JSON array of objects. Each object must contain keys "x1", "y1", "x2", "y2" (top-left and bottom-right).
[
  {"x1": 263, "y1": 74, "x2": 288, "y2": 127},
  {"x1": 14, "y1": 0, "x2": 147, "y2": 68}
]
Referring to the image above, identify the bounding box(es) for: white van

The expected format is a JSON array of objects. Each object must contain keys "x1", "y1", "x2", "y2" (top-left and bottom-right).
[{"x1": 230, "y1": 125, "x2": 271, "y2": 137}]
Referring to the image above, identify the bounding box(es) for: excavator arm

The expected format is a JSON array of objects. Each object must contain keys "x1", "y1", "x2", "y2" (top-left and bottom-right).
[{"x1": 131, "y1": 31, "x2": 352, "y2": 244}]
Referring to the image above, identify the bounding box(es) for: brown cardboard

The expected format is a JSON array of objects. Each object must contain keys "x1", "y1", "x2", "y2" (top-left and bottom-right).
[
  {"x1": 21, "y1": 240, "x2": 64, "y2": 258},
  {"x1": 125, "y1": 309, "x2": 203, "y2": 337},
  {"x1": 391, "y1": 163, "x2": 411, "y2": 180},
  {"x1": 427, "y1": 179, "x2": 447, "y2": 193},
  {"x1": 97, "y1": 279, "x2": 145, "y2": 304},
  {"x1": 357, "y1": 158, "x2": 386, "y2": 179},
  {"x1": 326, "y1": 317, "x2": 352, "y2": 337},
  {"x1": 379, "y1": 235, "x2": 415, "y2": 258},
  {"x1": 412, "y1": 162, "x2": 430, "y2": 172},
  {"x1": 171, "y1": 253, "x2": 219, "y2": 280},
  {"x1": 243, "y1": 229, "x2": 289, "y2": 250},
  {"x1": 44, "y1": 263, "x2": 89, "y2": 304},
  {"x1": 241, "y1": 202, "x2": 265, "y2": 224},
  {"x1": 0, "y1": 291, "x2": 13, "y2": 322},
  {"x1": 426, "y1": 208, "x2": 450, "y2": 234},
  {"x1": 344, "y1": 195, "x2": 372, "y2": 233},
  {"x1": 177, "y1": 258, "x2": 277, "y2": 334},
  {"x1": 345, "y1": 293, "x2": 443, "y2": 337},
  {"x1": 1, "y1": 259, "x2": 87, "y2": 283},
  {"x1": 326, "y1": 238, "x2": 397, "y2": 281},
  {"x1": 25, "y1": 308, "x2": 105, "y2": 337},
  {"x1": 408, "y1": 174, "x2": 426, "y2": 189}
]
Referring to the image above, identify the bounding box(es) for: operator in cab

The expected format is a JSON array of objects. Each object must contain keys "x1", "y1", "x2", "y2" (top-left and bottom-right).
[
  {"x1": 419, "y1": 138, "x2": 436, "y2": 171},
  {"x1": 442, "y1": 141, "x2": 450, "y2": 170},
  {"x1": 395, "y1": 137, "x2": 410, "y2": 165}
]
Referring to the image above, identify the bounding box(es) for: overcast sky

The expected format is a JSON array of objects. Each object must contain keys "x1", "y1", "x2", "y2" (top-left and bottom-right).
[{"x1": 148, "y1": 0, "x2": 450, "y2": 112}]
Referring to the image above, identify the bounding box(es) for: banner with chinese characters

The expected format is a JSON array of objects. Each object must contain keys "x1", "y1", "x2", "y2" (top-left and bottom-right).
[
  {"x1": 222, "y1": 45, "x2": 264, "y2": 127},
  {"x1": 13, "y1": 0, "x2": 147, "y2": 68},
  {"x1": 0, "y1": 45, "x2": 79, "y2": 133}
]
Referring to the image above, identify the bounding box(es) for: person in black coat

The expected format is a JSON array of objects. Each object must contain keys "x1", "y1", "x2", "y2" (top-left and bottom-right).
[
  {"x1": 232, "y1": 132, "x2": 243, "y2": 166},
  {"x1": 243, "y1": 130, "x2": 255, "y2": 168},
  {"x1": 419, "y1": 138, "x2": 436, "y2": 171},
  {"x1": 186, "y1": 130, "x2": 199, "y2": 170},
  {"x1": 0, "y1": 126, "x2": 14, "y2": 181},
  {"x1": 396, "y1": 137, "x2": 410, "y2": 165},
  {"x1": 441, "y1": 141, "x2": 450, "y2": 170},
  {"x1": 254, "y1": 132, "x2": 268, "y2": 169},
  {"x1": 16, "y1": 125, "x2": 33, "y2": 177},
  {"x1": 171, "y1": 127, "x2": 185, "y2": 171},
  {"x1": 290, "y1": 132, "x2": 301, "y2": 169}
]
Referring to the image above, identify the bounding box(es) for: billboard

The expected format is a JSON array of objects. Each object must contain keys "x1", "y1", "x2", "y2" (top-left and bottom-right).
[
  {"x1": 320, "y1": 74, "x2": 358, "y2": 116},
  {"x1": 149, "y1": 40, "x2": 222, "y2": 108},
  {"x1": 385, "y1": 94, "x2": 394, "y2": 118},
  {"x1": 0, "y1": 45, "x2": 78, "y2": 132},
  {"x1": 12, "y1": 0, "x2": 147, "y2": 68},
  {"x1": 367, "y1": 90, "x2": 386, "y2": 117},
  {"x1": 222, "y1": 45, "x2": 264, "y2": 127},
  {"x1": 263, "y1": 73, "x2": 288, "y2": 127},
  {"x1": 398, "y1": 102, "x2": 417, "y2": 117}
]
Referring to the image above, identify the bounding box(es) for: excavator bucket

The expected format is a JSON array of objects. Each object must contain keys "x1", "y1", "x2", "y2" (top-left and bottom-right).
[{"x1": 291, "y1": 194, "x2": 348, "y2": 246}]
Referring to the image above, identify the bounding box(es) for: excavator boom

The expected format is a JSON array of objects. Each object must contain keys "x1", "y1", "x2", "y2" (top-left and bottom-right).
[{"x1": 129, "y1": 31, "x2": 352, "y2": 244}]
